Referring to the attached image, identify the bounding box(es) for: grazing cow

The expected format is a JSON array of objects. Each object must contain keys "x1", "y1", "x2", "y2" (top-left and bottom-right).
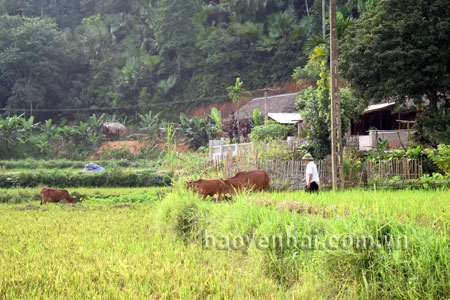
[
  {"x1": 223, "y1": 169, "x2": 270, "y2": 193},
  {"x1": 40, "y1": 188, "x2": 77, "y2": 205},
  {"x1": 185, "y1": 179, "x2": 231, "y2": 202}
]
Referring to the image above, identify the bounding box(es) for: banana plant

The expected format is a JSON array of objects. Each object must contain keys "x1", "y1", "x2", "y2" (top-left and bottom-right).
[
  {"x1": 20, "y1": 115, "x2": 40, "y2": 142},
  {"x1": 89, "y1": 113, "x2": 106, "y2": 136},
  {"x1": 73, "y1": 121, "x2": 90, "y2": 146},
  {"x1": 246, "y1": 108, "x2": 264, "y2": 126},
  {"x1": 0, "y1": 115, "x2": 25, "y2": 147},
  {"x1": 36, "y1": 140, "x2": 49, "y2": 156},
  {"x1": 88, "y1": 131, "x2": 103, "y2": 148},
  {"x1": 138, "y1": 111, "x2": 161, "y2": 140},
  {"x1": 209, "y1": 107, "x2": 223, "y2": 132},
  {"x1": 40, "y1": 119, "x2": 59, "y2": 144},
  {"x1": 58, "y1": 125, "x2": 76, "y2": 148}
]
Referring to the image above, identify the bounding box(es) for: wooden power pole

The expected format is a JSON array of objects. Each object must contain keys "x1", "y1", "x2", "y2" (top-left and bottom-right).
[
  {"x1": 329, "y1": 0, "x2": 344, "y2": 191},
  {"x1": 322, "y1": 0, "x2": 326, "y2": 37}
]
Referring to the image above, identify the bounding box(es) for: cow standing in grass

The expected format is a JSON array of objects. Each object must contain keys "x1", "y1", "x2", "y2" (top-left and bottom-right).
[
  {"x1": 185, "y1": 179, "x2": 231, "y2": 202},
  {"x1": 223, "y1": 169, "x2": 270, "y2": 193},
  {"x1": 40, "y1": 188, "x2": 77, "y2": 205}
]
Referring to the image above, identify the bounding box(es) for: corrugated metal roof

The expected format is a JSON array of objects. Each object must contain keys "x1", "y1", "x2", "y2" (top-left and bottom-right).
[
  {"x1": 268, "y1": 113, "x2": 303, "y2": 124},
  {"x1": 363, "y1": 102, "x2": 395, "y2": 114}
]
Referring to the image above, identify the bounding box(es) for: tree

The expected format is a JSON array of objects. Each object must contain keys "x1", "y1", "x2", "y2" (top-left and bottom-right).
[
  {"x1": 0, "y1": 15, "x2": 71, "y2": 114},
  {"x1": 340, "y1": 0, "x2": 450, "y2": 110},
  {"x1": 153, "y1": 0, "x2": 201, "y2": 84},
  {"x1": 226, "y1": 77, "x2": 250, "y2": 112},
  {"x1": 296, "y1": 63, "x2": 361, "y2": 159}
]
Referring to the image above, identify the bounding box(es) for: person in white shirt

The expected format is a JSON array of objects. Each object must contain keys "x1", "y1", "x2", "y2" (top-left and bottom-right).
[{"x1": 301, "y1": 153, "x2": 320, "y2": 192}]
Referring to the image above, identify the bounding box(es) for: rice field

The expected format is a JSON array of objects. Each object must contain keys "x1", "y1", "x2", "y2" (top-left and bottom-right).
[{"x1": 0, "y1": 187, "x2": 449, "y2": 299}]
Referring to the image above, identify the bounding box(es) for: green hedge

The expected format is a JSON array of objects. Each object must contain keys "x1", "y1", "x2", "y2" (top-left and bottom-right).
[
  {"x1": 0, "y1": 159, "x2": 160, "y2": 170},
  {"x1": 0, "y1": 171, "x2": 172, "y2": 188},
  {"x1": 249, "y1": 124, "x2": 292, "y2": 141}
]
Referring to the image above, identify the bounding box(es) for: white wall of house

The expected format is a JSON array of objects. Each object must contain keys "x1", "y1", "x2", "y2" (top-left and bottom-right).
[{"x1": 355, "y1": 129, "x2": 412, "y2": 149}]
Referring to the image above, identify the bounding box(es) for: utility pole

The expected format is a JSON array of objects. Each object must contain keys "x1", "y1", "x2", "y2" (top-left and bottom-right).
[
  {"x1": 264, "y1": 89, "x2": 268, "y2": 124},
  {"x1": 329, "y1": 0, "x2": 344, "y2": 191},
  {"x1": 322, "y1": 0, "x2": 326, "y2": 37},
  {"x1": 260, "y1": 88, "x2": 273, "y2": 125}
]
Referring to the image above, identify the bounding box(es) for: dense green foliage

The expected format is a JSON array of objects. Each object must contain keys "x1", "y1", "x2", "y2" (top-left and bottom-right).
[
  {"x1": 426, "y1": 144, "x2": 450, "y2": 175},
  {"x1": 0, "y1": 170, "x2": 171, "y2": 188},
  {"x1": 0, "y1": 0, "x2": 341, "y2": 121},
  {"x1": 340, "y1": 0, "x2": 450, "y2": 145},
  {"x1": 0, "y1": 112, "x2": 165, "y2": 160},
  {"x1": 296, "y1": 64, "x2": 361, "y2": 159},
  {"x1": 0, "y1": 159, "x2": 159, "y2": 170},
  {"x1": 248, "y1": 123, "x2": 292, "y2": 141}
]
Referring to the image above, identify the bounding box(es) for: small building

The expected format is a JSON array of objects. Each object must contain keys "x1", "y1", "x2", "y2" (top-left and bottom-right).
[
  {"x1": 237, "y1": 93, "x2": 304, "y2": 131},
  {"x1": 268, "y1": 113, "x2": 304, "y2": 134},
  {"x1": 237, "y1": 93, "x2": 299, "y2": 119},
  {"x1": 350, "y1": 103, "x2": 420, "y2": 149}
]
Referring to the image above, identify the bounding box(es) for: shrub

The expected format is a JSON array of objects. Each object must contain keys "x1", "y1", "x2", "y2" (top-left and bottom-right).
[
  {"x1": 98, "y1": 147, "x2": 135, "y2": 160},
  {"x1": 0, "y1": 171, "x2": 172, "y2": 188},
  {"x1": 249, "y1": 124, "x2": 292, "y2": 141},
  {"x1": 425, "y1": 144, "x2": 450, "y2": 175},
  {"x1": 420, "y1": 173, "x2": 450, "y2": 189},
  {"x1": 0, "y1": 159, "x2": 159, "y2": 170}
]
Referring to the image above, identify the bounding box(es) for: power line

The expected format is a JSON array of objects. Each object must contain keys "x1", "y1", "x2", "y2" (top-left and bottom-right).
[
  {"x1": 0, "y1": 94, "x2": 230, "y2": 113},
  {"x1": 0, "y1": 86, "x2": 276, "y2": 113}
]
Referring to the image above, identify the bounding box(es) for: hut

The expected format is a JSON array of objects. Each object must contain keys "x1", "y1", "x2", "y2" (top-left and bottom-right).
[{"x1": 102, "y1": 122, "x2": 127, "y2": 140}]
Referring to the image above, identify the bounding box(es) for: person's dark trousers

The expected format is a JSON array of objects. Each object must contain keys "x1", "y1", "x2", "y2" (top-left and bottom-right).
[{"x1": 305, "y1": 181, "x2": 319, "y2": 193}]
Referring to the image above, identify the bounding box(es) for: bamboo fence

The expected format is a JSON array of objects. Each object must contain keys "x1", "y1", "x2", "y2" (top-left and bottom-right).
[{"x1": 199, "y1": 151, "x2": 423, "y2": 191}]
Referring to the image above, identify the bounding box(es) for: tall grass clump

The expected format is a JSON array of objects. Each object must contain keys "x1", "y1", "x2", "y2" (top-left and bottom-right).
[
  {"x1": 155, "y1": 189, "x2": 211, "y2": 242},
  {"x1": 153, "y1": 187, "x2": 450, "y2": 298}
]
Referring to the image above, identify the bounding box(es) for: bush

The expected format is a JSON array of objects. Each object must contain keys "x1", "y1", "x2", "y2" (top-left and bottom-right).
[
  {"x1": 249, "y1": 124, "x2": 292, "y2": 141},
  {"x1": 0, "y1": 159, "x2": 159, "y2": 170},
  {"x1": 0, "y1": 171, "x2": 172, "y2": 188},
  {"x1": 420, "y1": 173, "x2": 450, "y2": 189},
  {"x1": 425, "y1": 144, "x2": 450, "y2": 175}
]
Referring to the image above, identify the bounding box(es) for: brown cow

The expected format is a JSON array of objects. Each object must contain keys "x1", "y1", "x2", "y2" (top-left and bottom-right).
[
  {"x1": 223, "y1": 169, "x2": 270, "y2": 193},
  {"x1": 185, "y1": 179, "x2": 231, "y2": 202},
  {"x1": 40, "y1": 188, "x2": 77, "y2": 205}
]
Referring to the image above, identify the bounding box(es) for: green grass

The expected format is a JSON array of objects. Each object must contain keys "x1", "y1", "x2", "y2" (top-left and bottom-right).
[
  {"x1": 153, "y1": 187, "x2": 450, "y2": 298},
  {"x1": 0, "y1": 203, "x2": 280, "y2": 299},
  {"x1": 248, "y1": 189, "x2": 450, "y2": 234},
  {"x1": 0, "y1": 187, "x2": 169, "y2": 203},
  {"x1": 1, "y1": 187, "x2": 449, "y2": 299}
]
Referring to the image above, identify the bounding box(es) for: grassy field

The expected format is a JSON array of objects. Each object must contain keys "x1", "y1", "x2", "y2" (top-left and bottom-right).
[
  {"x1": 0, "y1": 203, "x2": 281, "y2": 299},
  {"x1": 0, "y1": 187, "x2": 169, "y2": 203},
  {"x1": 1, "y1": 188, "x2": 449, "y2": 299}
]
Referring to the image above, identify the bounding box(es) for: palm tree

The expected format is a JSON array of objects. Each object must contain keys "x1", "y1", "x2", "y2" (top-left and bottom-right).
[
  {"x1": 306, "y1": 12, "x2": 352, "y2": 66},
  {"x1": 226, "y1": 77, "x2": 250, "y2": 113}
]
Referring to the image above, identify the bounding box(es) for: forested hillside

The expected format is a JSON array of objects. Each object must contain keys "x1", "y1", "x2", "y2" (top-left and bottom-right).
[{"x1": 0, "y1": 0, "x2": 369, "y2": 121}]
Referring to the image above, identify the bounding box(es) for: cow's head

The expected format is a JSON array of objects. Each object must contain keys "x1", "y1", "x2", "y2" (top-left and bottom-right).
[
  {"x1": 68, "y1": 195, "x2": 77, "y2": 203},
  {"x1": 185, "y1": 180, "x2": 195, "y2": 189},
  {"x1": 185, "y1": 179, "x2": 201, "y2": 190}
]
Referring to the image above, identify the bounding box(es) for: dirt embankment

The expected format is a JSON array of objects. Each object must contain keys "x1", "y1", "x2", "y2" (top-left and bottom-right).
[{"x1": 90, "y1": 140, "x2": 191, "y2": 160}]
